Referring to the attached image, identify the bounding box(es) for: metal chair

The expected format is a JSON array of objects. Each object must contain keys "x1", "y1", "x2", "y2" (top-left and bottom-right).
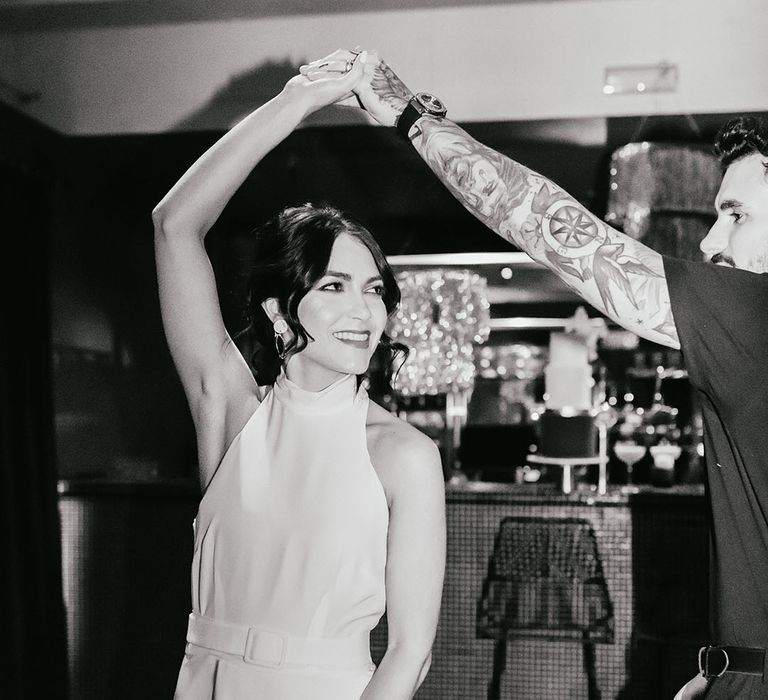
[{"x1": 477, "y1": 517, "x2": 614, "y2": 699}]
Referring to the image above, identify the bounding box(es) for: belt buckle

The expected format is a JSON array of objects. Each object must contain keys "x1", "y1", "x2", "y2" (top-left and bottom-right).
[
  {"x1": 244, "y1": 627, "x2": 287, "y2": 668},
  {"x1": 698, "y1": 646, "x2": 730, "y2": 679}
]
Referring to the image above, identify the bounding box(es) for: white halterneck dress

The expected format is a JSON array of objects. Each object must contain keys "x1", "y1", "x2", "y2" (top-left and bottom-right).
[{"x1": 173, "y1": 371, "x2": 389, "y2": 699}]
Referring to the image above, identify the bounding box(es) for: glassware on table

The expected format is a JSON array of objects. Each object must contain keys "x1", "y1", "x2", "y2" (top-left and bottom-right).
[
  {"x1": 649, "y1": 442, "x2": 682, "y2": 487},
  {"x1": 613, "y1": 440, "x2": 647, "y2": 486}
]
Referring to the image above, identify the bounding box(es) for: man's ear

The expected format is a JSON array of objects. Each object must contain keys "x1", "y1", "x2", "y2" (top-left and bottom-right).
[{"x1": 261, "y1": 298, "x2": 281, "y2": 323}]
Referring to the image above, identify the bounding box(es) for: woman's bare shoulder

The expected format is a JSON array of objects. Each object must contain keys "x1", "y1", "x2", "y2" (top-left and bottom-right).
[
  {"x1": 366, "y1": 400, "x2": 442, "y2": 484},
  {"x1": 366, "y1": 399, "x2": 429, "y2": 445}
]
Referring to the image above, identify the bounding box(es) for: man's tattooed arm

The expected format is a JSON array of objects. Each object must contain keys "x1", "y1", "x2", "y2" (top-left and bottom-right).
[
  {"x1": 410, "y1": 117, "x2": 680, "y2": 349},
  {"x1": 349, "y1": 54, "x2": 678, "y2": 347}
]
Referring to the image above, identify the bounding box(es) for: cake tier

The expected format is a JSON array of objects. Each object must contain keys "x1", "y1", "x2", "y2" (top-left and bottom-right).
[{"x1": 537, "y1": 411, "x2": 597, "y2": 458}]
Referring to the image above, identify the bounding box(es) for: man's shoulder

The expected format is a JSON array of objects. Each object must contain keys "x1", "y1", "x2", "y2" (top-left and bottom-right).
[{"x1": 664, "y1": 257, "x2": 768, "y2": 317}]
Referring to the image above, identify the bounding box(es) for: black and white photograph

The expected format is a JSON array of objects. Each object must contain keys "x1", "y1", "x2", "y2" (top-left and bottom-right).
[{"x1": 3, "y1": 1, "x2": 768, "y2": 698}]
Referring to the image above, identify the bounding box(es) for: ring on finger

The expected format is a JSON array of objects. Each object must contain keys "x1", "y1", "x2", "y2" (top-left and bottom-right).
[{"x1": 344, "y1": 58, "x2": 354, "y2": 72}]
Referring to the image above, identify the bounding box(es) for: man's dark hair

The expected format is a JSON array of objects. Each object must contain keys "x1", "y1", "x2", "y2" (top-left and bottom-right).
[{"x1": 714, "y1": 116, "x2": 768, "y2": 171}]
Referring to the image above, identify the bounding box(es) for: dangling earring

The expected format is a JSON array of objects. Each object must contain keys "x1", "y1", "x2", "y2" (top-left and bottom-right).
[{"x1": 273, "y1": 318, "x2": 288, "y2": 360}]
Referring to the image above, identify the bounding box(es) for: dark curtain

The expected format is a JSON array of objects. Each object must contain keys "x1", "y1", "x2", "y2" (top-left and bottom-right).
[{"x1": 0, "y1": 157, "x2": 69, "y2": 697}]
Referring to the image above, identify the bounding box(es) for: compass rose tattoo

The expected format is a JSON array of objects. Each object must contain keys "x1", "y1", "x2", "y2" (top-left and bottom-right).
[
  {"x1": 526, "y1": 184, "x2": 670, "y2": 328},
  {"x1": 542, "y1": 202, "x2": 607, "y2": 258}
]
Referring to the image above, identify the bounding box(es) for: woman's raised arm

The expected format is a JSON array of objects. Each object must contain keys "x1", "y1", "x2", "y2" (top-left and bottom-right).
[{"x1": 152, "y1": 53, "x2": 367, "y2": 483}]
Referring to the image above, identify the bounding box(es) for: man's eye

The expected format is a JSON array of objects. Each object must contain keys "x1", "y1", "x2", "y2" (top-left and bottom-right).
[{"x1": 732, "y1": 212, "x2": 744, "y2": 223}]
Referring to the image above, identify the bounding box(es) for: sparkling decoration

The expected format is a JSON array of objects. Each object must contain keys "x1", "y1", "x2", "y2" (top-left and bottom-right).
[
  {"x1": 477, "y1": 343, "x2": 547, "y2": 381},
  {"x1": 388, "y1": 269, "x2": 490, "y2": 396}
]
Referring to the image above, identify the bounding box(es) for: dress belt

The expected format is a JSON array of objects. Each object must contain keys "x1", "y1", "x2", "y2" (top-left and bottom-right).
[
  {"x1": 698, "y1": 645, "x2": 765, "y2": 679},
  {"x1": 186, "y1": 613, "x2": 373, "y2": 670}
]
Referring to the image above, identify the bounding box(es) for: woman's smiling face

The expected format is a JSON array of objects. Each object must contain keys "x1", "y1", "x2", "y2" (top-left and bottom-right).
[{"x1": 285, "y1": 233, "x2": 388, "y2": 390}]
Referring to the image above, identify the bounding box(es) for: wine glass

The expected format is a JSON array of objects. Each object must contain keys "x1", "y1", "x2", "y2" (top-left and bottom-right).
[{"x1": 614, "y1": 440, "x2": 647, "y2": 487}]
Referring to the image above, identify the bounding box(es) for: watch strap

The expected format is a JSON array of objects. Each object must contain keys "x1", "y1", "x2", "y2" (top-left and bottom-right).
[{"x1": 396, "y1": 99, "x2": 422, "y2": 140}]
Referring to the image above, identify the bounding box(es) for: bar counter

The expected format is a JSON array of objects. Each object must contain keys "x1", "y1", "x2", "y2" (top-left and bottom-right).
[
  {"x1": 445, "y1": 479, "x2": 704, "y2": 504},
  {"x1": 416, "y1": 481, "x2": 709, "y2": 699},
  {"x1": 59, "y1": 479, "x2": 708, "y2": 700}
]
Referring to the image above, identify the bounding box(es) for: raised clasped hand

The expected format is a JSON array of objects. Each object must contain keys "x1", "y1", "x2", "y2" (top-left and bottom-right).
[
  {"x1": 300, "y1": 48, "x2": 413, "y2": 127},
  {"x1": 284, "y1": 48, "x2": 367, "y2": 114}
]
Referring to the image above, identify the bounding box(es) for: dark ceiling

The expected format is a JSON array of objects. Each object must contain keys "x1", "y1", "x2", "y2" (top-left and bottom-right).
[{"x1": 0, "y1": 0, "x2": 604, "y2": 32}]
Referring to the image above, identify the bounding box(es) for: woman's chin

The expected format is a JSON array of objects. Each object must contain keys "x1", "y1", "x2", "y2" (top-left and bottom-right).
[
  {"x1": 288, "y1": 349, "x2": 373, "y2": 381},
  {"x1": 337, "y1": 360, "x2": 369, "y2": 376}
]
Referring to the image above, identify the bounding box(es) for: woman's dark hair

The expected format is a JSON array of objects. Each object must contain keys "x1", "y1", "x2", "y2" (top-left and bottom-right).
[
  {"x1": 714, "y1": 116, "x2": 768, "y2": 171},
  {"x1": 242, "y1": 203, "x2": 406, "y2": 386}
]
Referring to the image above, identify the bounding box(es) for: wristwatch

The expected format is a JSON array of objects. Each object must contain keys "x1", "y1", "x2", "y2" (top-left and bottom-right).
[{"x1": 396, "y1": 92, "x2": 447, "y2": 140}]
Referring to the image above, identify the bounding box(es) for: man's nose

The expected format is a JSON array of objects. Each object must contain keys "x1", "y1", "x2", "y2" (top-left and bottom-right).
[{"x1": 700, "y1": 219, "x2": 729, "y2": 259}]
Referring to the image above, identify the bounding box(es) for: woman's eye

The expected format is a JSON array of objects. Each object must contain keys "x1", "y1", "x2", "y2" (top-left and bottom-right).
[
  {"x1": 320, "y1": 281, "x2": 343, "y2": 291},
  {"x1": 732, "y1": 212, "x2": 743, "y2": 223},
  {"x1": 367, "y1": 285, "x2": 385, "y2": 296}
]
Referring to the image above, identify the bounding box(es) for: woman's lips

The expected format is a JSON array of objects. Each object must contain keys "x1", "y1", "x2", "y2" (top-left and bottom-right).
[{"x1": 333, "y1": 330, "x2": 370, "y2": 349}]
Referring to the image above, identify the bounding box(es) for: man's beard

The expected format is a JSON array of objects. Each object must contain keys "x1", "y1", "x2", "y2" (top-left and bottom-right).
[{"x1": 710, "y1": 252, "x2": 736, "y2": 267}]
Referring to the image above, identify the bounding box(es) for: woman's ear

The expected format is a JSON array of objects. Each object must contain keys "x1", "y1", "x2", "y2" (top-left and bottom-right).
[{"x1": 261, "y1": 297, "x2": 281, "y2": 323}]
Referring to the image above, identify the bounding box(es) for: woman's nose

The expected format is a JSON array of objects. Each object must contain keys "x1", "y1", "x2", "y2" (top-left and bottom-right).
[{"x1": 348, "y1": 292, "x2": 373, "y2": 320}]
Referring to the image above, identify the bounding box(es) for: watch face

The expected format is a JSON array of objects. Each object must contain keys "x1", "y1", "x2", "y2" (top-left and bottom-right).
[{"x1": 416, "y1": 92, "x2": 446, "y2": 116}]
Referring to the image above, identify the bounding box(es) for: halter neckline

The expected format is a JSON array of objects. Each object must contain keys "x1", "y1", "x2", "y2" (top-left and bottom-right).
[{"x1": 272, "y1": 371, "x2": 360, "y2": 414}]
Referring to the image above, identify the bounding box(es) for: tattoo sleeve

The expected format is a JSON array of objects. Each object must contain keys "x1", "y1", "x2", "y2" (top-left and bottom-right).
[{"x1": 412, "y1": 118, "x2": 680, "y2": 349}]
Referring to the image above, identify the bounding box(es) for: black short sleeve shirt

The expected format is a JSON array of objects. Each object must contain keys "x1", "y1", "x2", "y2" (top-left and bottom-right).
[{"x1": 664, "y1": 256, "x2": 768, "y2": 651}]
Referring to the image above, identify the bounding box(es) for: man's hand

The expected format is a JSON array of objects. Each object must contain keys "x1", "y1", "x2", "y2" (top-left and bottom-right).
[
  {"x1": 301, "y1": 49, "x2": 413, "y2": 127},
  {"x1": 284, "y1": 49, "x2": 366, "y2": 116},
  {"x1": 356, "y1": 51, "x2": 414, "y2": 127},
  {"x1": 673, "y1": 674, "x2": 709, "y2": 700}
]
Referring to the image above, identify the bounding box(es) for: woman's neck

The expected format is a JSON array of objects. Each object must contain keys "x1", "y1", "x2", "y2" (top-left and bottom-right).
[{"x1": 282, "y1": 360, "x2": 352, "y2": 392}]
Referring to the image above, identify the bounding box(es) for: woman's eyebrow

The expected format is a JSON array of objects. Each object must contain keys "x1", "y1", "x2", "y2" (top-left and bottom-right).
[
  {"x1": 324, "y1": 270, "x2": 351, "y2": 280},
  {"x1": 325, "y1": 270, "x2": 383, "y2": 285}
]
